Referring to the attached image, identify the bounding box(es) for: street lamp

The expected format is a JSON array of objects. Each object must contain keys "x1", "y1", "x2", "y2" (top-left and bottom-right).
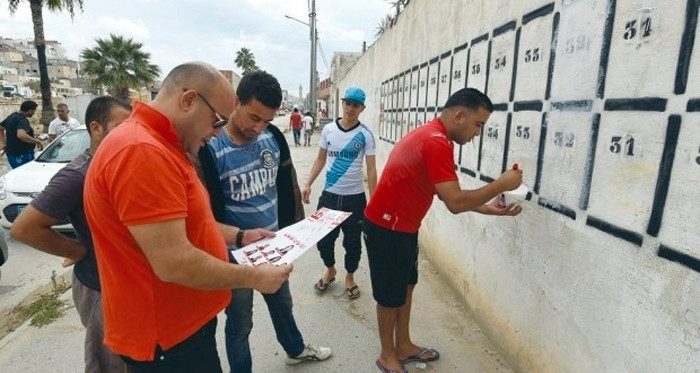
[{"x1": 284, "y1": 0, "x2": 317, "y2": 118}]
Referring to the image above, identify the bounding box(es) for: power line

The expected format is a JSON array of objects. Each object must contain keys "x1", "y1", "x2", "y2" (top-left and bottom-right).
[
  {"x1": 317, "y1": 40, "x2": 329, "y2": 76},
  {"x1": 315, "y1": 19, "x2": 365, "y2": 48}
]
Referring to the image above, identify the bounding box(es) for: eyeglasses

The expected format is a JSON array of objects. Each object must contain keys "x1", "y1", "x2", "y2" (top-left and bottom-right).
[{"x1": 187, "y1": 89, "x2": 228, "y2": 129}]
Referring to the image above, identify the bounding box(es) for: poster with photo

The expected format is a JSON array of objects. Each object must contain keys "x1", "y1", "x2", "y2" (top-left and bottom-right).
[{"x1": 231, "y1": 208, "x2": 351, "y2": 266}]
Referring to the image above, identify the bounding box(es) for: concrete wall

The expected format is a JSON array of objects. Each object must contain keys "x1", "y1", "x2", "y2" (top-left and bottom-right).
[{"x1": 338, "y1": 0, "x2": 700, "y2": 372}]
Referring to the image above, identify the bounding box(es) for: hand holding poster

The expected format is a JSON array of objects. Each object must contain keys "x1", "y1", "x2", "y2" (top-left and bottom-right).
[{"x1": 231, "y1": 208, "x2": 351, "y2": 266}]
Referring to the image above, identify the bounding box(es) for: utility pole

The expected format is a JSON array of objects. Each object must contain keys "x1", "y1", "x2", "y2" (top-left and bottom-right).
[{"x1": 309, "y1": 0, "x2": 317, "y2": 118}]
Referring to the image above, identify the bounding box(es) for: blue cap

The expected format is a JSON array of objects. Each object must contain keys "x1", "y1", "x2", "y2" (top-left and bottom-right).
[{"x1": 342, "y1": 87, "x2": 366, "y2": 105}]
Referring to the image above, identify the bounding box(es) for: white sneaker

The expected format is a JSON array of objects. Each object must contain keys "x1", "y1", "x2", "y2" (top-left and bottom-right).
[{"x1": 285, "y1": 344, "x2": 332, "y2": 365}]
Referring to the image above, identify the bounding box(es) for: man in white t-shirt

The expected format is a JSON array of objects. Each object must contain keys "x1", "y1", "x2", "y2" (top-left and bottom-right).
[
  {"x1": 301, "y1": 87, "x2": 377, "y2": 300},
  {"x1": 302, "y1": 111, "x2": 314, "y2": 146},
  {"x1": 48, "y1": 103, "x2": 81, "y2": 141}
]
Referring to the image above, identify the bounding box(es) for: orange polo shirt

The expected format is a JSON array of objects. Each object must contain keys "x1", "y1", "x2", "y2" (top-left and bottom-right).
[{"x1": 84, "y1": 101, "x2": 230, "y2": 361}]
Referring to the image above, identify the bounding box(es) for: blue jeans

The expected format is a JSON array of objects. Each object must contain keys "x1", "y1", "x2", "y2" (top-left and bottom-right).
[
  {"x1": 7, "y1": 152, "x2": 34, "y2": 168},
  {"x1": 224, "y1": 281, "x2": 304, "y2": 373},
  {"x1": 292, "y1": 129, "x2": 301, "y2": 145}
]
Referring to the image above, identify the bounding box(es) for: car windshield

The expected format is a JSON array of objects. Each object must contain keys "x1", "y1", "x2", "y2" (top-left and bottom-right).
[{"x1": 35, "y1": 128, "x2": 89, "y2": 163}]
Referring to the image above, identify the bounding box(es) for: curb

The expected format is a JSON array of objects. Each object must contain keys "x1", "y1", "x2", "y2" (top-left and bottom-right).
[{"x1": 0, "y1": 270, "x2": 73, "y2": 349}]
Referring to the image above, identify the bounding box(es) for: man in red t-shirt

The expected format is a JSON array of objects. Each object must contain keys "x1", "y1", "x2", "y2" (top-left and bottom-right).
[
  {"x1": 363, "y1": 88, "x2": 523, "y2": 373},
  {"x1": 84, "y1": 62, "x2": 292, "y2": 373},
  {"x1": 289, "y1": 107, "x2": 303, "y2": 146}
]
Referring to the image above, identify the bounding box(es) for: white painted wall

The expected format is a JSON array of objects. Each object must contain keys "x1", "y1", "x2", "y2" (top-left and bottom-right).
[{"x1": 338, "y1": 0, "x2": 700, "y2": 372}]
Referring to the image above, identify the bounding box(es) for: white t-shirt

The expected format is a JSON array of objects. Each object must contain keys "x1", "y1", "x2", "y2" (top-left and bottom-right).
[
  {"x1": 319, "y1": 119, "x2": 376, "y2": 195},
  {"x1": 48, "y1": 116, "x2": 80, "y2": 137},
  {"x1": 302, "y1": 115, "x2": 314, "y2": 131}
]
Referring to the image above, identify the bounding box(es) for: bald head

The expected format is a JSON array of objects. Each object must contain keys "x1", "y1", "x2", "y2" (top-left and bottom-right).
[
  {"x1": 149, "y1": 61, "x2": 236, "y2": 154},
  {"x1": 159, "y1": 61, "x2": 228, "y2": 98}
]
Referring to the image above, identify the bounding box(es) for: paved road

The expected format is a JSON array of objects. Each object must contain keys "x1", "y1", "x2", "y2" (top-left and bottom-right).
[
  {"x1": 0, "y1": 116, "x2": 514, "y2": 373},
  {"x1": 0, "y1": 158, "x2": 70, "y2": 315}
]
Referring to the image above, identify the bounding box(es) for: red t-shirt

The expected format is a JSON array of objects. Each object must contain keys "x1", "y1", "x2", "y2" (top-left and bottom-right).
[
  {"x1": 84, "y1": 102, "x2": 230, "y2": 361},
  {"x1": 365, "y1": 118, "x2": 457, "y2": 233},
  {"x1": 290, "y1": 112, "x2": 302, "y2": 129}
]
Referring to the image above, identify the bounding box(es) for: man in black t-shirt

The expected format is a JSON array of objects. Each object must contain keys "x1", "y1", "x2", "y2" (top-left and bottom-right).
[
  {"x1": 0, "y1": 100, "x2": 44, "y2": 168},
  {"x1": 11, "y1": 96, "x2": 132, "y2": 373}
]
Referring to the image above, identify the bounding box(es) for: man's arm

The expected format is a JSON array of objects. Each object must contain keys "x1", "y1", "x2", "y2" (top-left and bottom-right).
[
  {"x1": 300, "y1": 147, "x2": 327, "y2": 204},
  {"x1": 365, "y1": 155, "x2": 377, "y2": 199},
  {"x1": 217, "y1": 223, "x2": 275, "y2": 246},
  {"x1": 10, "y1": 205, "x2": 87, "y2": 264},
  {"x1": 434, "y1": 169, "x2": 522, "y2": 214},
  {"x1": 47, "y1": 122, "x2": 57, "y2": 142},
  {"x1": 17, "y1": 129, "x2": 43, "y2": 150},
  {"x1": 127, "y1": 218, "x2": 291, "y2": 293},
  {"x1": 472, "y1": 198, "x2": 522, "y2": 216}
]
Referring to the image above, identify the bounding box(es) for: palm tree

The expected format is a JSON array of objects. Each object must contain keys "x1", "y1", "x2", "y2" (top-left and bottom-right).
[
  {"x1": 375, "y1": 14, "x2": 394, "y2": 38},
  {"x1": 80, "y1": 34, "x2": 160, "y2": 101},
  {"x1": 7, "y1": 0, "x2": 84, "y2": 132},
  {"x1": 235, "y1": 47, "x2": 258, "y2": 75}
]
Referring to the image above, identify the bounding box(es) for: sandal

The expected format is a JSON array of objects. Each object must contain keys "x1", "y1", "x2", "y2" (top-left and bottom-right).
[
  {"x1": 344, "y1": 285, "x2": 361, "y2": 299},
  {"x1": 376, "y1": 359, "x2": 407, "y2": 373},
  {"x1": 400, "y1": 347, "x2": 440, "y2": 364},
  {"x1": 313, "y1": 277, "x2": 335, "y2": 293}
]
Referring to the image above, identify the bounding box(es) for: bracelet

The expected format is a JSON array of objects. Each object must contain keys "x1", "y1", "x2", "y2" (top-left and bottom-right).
[{"x1": 236, "y1": 229, "x2": 245, "y2": 247}]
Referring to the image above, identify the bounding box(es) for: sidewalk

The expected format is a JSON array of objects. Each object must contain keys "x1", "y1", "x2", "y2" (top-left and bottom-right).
[{"x1": 0, "y1": 123, "x2": 514, "y2": 373}]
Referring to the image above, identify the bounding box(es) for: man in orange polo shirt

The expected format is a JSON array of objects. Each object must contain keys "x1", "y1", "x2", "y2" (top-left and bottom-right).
[{"x1": 84, "y1": 61, "x2": 292, "y2": 373}]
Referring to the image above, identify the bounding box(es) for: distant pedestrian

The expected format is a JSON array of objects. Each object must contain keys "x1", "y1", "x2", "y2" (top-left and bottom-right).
[
  {"x1": 11, "y1": 96, "x2": 133, "y2": 373},
  {"x1": 48, "y1": 103, "x2": 81, "y2": 141},
  {"x1": 302, "y1": 110, "x2": 314, "y2": 146},
  {"x1": 289, "y1": 107, "x2": 302, "y2": 146},
  {"x1": 0, "y1": 100, "x2": 44, "y2": 168},
  {"x1": 364, "y1": 88, "x2": 523, "y2": 372},
  {"x1": 301, "y1": 86, "x2": 377, "y2": 301}
]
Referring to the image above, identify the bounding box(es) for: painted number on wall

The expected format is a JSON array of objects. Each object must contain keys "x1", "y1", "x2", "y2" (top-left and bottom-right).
[
  {"x1": 609, "y1": 136, "x2": 635, "y2": 156},
  {"x1": 494, "y1": 56, "x2": 507, "y2": 69},
  {"x1": 696, "y1": 147, "x2": 700, "y2": 165},
  {"x1": 471, "y1": 63, "x2": 482, "y2": 75},
  {"x1": 487, "y1": 127, "x2": 499, "y2": 140},
  {"x1": 515, "y1": 125, "x2": 531, "y2": 140},
  {"x1": 565, "y1": 35, "x2": 590, "y2": 54},
  {"x1": 430, "y1": 76, "x2": 437, "y2": 85},
  {"x1": 524, "y1": 48, "x2": 541, "y2": 63},
  {"x1": 554, "y1": 131, "x2": 575, "y2": 147},
  {"x1": 453, "y1": 69, "x2": 462, "y2": 81},
  {"x1": 623, "y1": 16, "x2": 652, "y2": 40}
]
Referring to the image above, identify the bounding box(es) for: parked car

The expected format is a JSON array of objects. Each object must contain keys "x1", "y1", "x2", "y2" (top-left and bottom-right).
[
  {"x1": 0, "y1": 126, "x2": 89, "y2": 231},
  {"x1": 0, "y1": 229, "x2": 7, "y2": 281}
]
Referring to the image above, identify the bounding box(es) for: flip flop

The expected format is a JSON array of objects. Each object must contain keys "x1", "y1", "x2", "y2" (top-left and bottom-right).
[
  {"x1": 400, "y1": 347, "x2": 440, "y2": 364},
  {"x1": 375, "y1": 359, "x2": 407, "y2": 373},
  {"x1": 344, "y1": 285, "x2": 361, "y2": 299},
  {"x1": 313, "y1": 277, "x2": 335, "y2": 293}
]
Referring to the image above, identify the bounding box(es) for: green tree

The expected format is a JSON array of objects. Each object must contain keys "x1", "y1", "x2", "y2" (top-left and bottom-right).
[
  {"x1": 375, "y1": 14, "x2": 394, "y2": 38},
  {"x1": 235, "y1": 47, "x2": 258, "y2": 75},
  {"x1": 7, "y1": 0, "x2": 84, "y2": 132},
  {"x1": 80, "y1": 34, "x2": 160, "y2": 101}
]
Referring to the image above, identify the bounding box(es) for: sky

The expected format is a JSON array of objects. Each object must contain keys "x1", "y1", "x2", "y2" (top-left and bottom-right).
[{"x1": 0, "y1": 0, "x2": 393, "y2": 96}]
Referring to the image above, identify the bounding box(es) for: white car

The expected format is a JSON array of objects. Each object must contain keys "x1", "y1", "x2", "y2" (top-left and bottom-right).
[
  {"x1": 0, "y1": 125, "x2": 89, "y2": 231},
  {"x1": 0, "y1": 230, "x2": 7, "y2": 281}
]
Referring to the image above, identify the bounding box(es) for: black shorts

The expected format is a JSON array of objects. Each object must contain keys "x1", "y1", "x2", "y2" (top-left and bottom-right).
[{"x1": 363, "y1": 218, "x2": 418, "y2": 308}]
